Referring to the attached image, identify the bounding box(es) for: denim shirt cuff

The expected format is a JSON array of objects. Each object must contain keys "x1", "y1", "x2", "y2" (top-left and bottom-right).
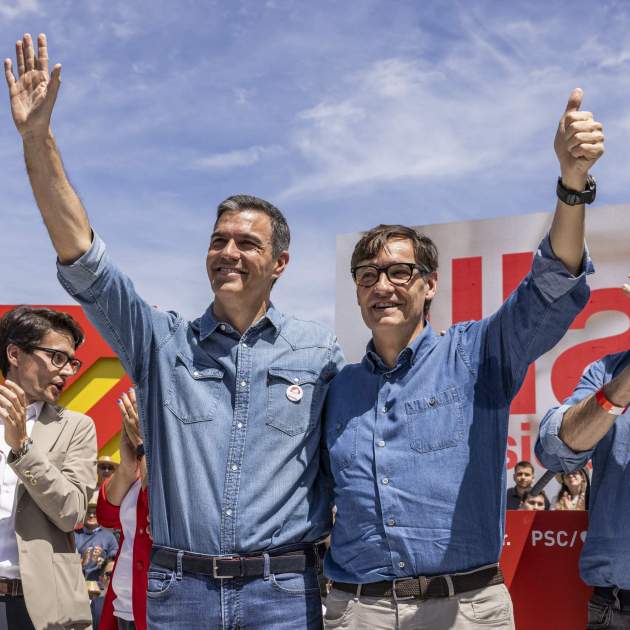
[
  {"x1": 532, "y1": 234, "x2": 594, "y2": 302},
  {"x1": 56, "y1": 231, "x2": 107, "y2": 295},
  {"x1": 541, "y1": 404, "x2": 595, "y2": 466}
]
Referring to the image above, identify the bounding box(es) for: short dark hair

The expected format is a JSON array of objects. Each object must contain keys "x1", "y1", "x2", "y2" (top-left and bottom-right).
[
  {"x1": 515, "y1": 461, "x2": 535, "y2": 473},
  {"x1": 0, "y1": 306, "x2": 85, "y2": 377},
  {"x1": 522, "y1": 490, "x2": 548, "y2": 503},
  {"x1": 350, "y1": 224, "x2": 438, "y2": 316},
  {"x1": 215, "y1": 194, "x2": 290, "y2": 258}
]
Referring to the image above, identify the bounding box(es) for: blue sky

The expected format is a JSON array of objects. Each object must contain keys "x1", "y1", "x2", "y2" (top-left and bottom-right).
[{"x1": 1, "y1": 0, "x2": 629, "y2": 328}]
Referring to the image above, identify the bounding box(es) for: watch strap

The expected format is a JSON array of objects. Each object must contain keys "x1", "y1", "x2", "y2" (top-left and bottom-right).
[{"x1": 557, "y1": 175, "x2": 596, "y2": 206}]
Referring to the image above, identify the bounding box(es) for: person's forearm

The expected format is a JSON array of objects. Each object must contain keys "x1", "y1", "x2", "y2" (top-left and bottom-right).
[
  {"x1": 549, "y1": 171, "x2": 586, "y2": 277},
  {"x1": 22, "y1": 129, "x2": 92, "y2": 264},
  {"x1": 560, "y1": 364, "x2": 630, "y2": 451},
  {"x1": 104, "y1": 464, "x2": 138, "y2": 506}
]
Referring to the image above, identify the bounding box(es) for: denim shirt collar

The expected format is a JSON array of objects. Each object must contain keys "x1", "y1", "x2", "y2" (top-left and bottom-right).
[
  {"x1": 198, "y1": 302, "x2": 282, "y2": 341},
  {"x1": 364, "y1": 321, "x2": 438, "y2": 374}
]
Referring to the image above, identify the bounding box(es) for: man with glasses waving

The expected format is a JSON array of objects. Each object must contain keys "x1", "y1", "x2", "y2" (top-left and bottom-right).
[
  {"x1": 323, "y1": 87, "x2": 604, "y2": 629},
  {"x1": 0, "y1": 306, "x2": 97, "y2": 630}
]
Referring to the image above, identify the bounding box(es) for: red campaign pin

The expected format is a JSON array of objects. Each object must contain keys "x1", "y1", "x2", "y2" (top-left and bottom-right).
[{"x1": 286, "y1": 384, "x2": 304, "y2": 402}]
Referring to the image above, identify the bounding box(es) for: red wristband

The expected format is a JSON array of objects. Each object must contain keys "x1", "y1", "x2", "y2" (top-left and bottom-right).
[{"x1": 595, "y1": 388, "x2": 628, "y2": 416}]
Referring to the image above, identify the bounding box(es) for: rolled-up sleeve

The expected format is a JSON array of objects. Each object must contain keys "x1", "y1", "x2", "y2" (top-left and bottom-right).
[
  {"x1": 536, "y1": 404, "x2": 595, "y2": 472},
  {"x1": 536, "y1": 358, "x2": 605, "y2": 472},
  {"x1": 56, "y1": 231, "x2": 108, "y2": 296}
]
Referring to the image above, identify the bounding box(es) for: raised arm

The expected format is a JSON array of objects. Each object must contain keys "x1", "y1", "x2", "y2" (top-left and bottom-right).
[
  {"x1": 557, "y1": 279, "x2": 630, "y2": 451},
  {"x1": 5, "y1": 33, "x2": 91, "y2": 263},
  {"x1": 549, "y1": 88, "x2": 604, "y2": 275}
]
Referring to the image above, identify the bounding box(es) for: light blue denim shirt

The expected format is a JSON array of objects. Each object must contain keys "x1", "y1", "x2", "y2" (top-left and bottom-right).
[
  {"x1": 536, "y1": 350, "x2": 630, "y2": 588},
  {"x1": 324, "y1": 235, "x2": 592, "y2": 583},
  {"x1": 57, "y1": 233, "x2": 343, "y2": 555}
]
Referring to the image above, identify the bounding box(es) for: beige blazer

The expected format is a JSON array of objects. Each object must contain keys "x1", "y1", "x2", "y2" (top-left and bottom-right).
[{"x1": 8, "y1": 403, "x2": 97, "y2": 630}]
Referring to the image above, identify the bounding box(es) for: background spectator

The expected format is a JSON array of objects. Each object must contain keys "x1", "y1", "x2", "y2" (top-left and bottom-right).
[
  {"x1": 520, "y1": 491, "x2": 549, "y2": 511},
  {"x1": 97, "y1": 456, "x2": 118, "y2": 487},
  {"x1": 506, "y1": 461, "x2": 550, "y2": 509},
  {"x1": 553, "y1": 468, "x2": 590, "y2": 511},
  {"x1": 91, "y1": 558, "x2": 115, "y2": 630},
  {"x1": 75, "y1": 500, "x2": 119, "y2": 580}
]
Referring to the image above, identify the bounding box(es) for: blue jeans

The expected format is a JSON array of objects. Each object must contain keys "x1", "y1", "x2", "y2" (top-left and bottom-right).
[{"x1": 147, "y1": 556, "x2": 323, "y2": 629}]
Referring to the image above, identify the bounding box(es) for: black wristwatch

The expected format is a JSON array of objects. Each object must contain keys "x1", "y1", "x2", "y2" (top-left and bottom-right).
[
  {"x1": 136, "y1": 443, "x2": 145, "y2": 459},
  {"x1": 557, "y1": 175, "x2": 596, "y2": 206}
]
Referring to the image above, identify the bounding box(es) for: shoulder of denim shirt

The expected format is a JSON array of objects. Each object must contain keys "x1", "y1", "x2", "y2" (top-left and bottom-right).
[{"x1": 276, "y1": 313, "x2": 338, "y2": 350}]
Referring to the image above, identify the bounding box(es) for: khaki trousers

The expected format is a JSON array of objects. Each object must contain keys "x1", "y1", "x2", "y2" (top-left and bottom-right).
[{"x1": 324, "y1": 583, "x2": 515, "y2": 630}]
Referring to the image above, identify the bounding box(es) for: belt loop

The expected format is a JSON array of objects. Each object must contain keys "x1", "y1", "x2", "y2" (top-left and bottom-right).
[
  {"x1": 354, "y1": 583, "x2": 362, "y2": 602},
  {"x1": 419, "y1": 575, "x2": 429, "y2": 598},
  {"x1": 263, "y1": 553, "x2": 271, "y2": 580},
  {"x1": 176, "y1": 550, "x2": 183, "y2": 581},
  {"x1": 444, "y1": 574, "x2": 455, "y2": 598}
]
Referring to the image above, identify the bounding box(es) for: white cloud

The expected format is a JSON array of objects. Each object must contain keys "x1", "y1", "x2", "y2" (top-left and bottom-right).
[
  {"x1": 0, "y1": 0, "x2": 40, "y2": 18},
  {"x1": 192, "y1": 145, "x2": 283, "y2": 170}
]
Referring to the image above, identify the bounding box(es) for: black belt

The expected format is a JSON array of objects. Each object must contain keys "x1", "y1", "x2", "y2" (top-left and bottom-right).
[
  {"x1": 152, "y1": 543, "x2": 322, "y2": 579},
  {"x1": 333, "y1": 565, "x2": 503, "y2": 600},
  {"x1": 594, "y1": 586, "x2": 630, "y2": 609},
  {"x1": 0, "y1": 578, "x2": 23, "y2": 597}
]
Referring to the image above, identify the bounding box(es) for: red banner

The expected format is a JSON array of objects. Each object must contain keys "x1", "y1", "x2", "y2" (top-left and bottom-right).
[{"x1": 502, "y1": 511, "x2": 591, "y2": 629}]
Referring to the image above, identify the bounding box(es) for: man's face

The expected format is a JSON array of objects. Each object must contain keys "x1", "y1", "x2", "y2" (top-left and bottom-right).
[
  {"x1": 355, "y1": 238, "x2": 436, "y2": 335},
  {"x1": 97, "y1": 462, "x2": 117, "y2": 485},
  {"x1": 523, "y1": 495, "x2": 546, "y2": 511},
  {"x1": 85, "y1": 504, "x2": 99, "y2": 530},
  {"x1": 7, "y1": 329, "x2": 77, "y2": 404},
  {"x1": 514, "y1": 466, "x2": 534, "y2": 489},
  {"x1": 206, "y1": 210, "x2": 288, "y2": 303}
]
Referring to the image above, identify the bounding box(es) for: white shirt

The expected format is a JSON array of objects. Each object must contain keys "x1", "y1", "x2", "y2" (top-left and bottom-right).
[
  {"x1": 112, "y1": 478, "x2": 141, "y2": 621},
  {"x1": 0, "y1": 401, "x2": 42, "y2": 578}
]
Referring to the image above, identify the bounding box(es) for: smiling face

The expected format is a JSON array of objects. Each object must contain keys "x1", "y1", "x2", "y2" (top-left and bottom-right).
[
  {"x1": 563, "y1": 470, "x2": 584, "y2": 494},
  {"x1": 355, "y1": 237, "x2": 437, "y2": 338},
  {"x1": 6, "y1": 329, "x2": 78, "y2": 405},
  {"x1": 206, "y1": 210, "x2": 288, "y2": 310}
]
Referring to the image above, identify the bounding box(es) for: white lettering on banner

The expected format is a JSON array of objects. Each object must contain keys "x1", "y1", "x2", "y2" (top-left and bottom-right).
[{"x1": 530, "y1": 530, "x2": 588, "y2": 547}]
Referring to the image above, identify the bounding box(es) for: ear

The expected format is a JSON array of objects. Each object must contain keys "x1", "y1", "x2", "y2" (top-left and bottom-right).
[
  {"x1": 6, "y1": 343, "x2": 20, "y2": 370},
  {"x1": 271, "y1": 250, "x2": 290, "y2": 281},
  {"x1": 423, "y1": 271, "x2": 438, "y2": 300}
]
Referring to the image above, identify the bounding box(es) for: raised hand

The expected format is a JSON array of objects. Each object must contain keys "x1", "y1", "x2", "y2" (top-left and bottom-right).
[
  {"x1": 4, "y1": 33, "x2": 61, "y2": 138},
  {"x1": 0, "y1": 379, "x2": 28, "y2": 451},
  {"x1": 554, "y1": 88, "x2": 604, "y2": 190}
]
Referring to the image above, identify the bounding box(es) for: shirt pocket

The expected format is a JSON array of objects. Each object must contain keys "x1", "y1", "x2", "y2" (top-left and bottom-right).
[
  {"x1": 266, "y1": 367, "x2": 325, "y2": 437},
  {"x1": 405, "y1": 386, "x2": 464, "y2": 454},
  {"x1": 165, "y1": 353, "x2": 225, "y2": 424}
]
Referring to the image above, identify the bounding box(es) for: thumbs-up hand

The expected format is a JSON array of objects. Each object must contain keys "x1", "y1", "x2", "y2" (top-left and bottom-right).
[{"x1": 554, "y1": 88, "x2": 604, "y2": 191}]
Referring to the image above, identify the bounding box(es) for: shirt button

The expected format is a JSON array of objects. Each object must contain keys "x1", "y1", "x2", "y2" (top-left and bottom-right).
[
  {"x1": 381, "y1": 406, "x2": 387, "y2": 413},
  {"x1": 240, "y1": 380, "x2": 247, "y2": 387},
  {"x1": 377, "y1": 440, "x2": 385, "y2": 448},
  {"x1": 399, "y1": 561, "x2": 406, "y2": 568},
  {"x1": 237, "y1": 422, "x2": 243, "y2": 429},
  {"x1": 231, "y1": 465, "x2": 238, "y2": 471},
  {"x1": 139, "y1": 528, "x2": 144, "y2": 535},
  {"x1": 225, "y1": 509, "x2": 232, "y2": 516},
  {"x1": 387, "y1": 518, "x2": 396, "y2": 527},
  {"x1": 428, "y1": 396, "x2": 437, "y2": 406},
  {"x1": 220, "y1": 324, "x2": 226, "y2": 331},
  {"x1": 193, "y1": 371, "x2": 199, "y2": 377},
  {"x1": 384, "y1": 374, "x2": 390, "y2": 379},
  {"x1": 293, "y1": 377, "x2": 299, "y2": 383},
  {"x1": 382, "y1": 478, "x2": 389, "y2": 485}
]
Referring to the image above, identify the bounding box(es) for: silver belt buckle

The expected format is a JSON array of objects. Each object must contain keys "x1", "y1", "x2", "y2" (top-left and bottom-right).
[{"x1": 212, "y1": 556, "x2": 238, "y2": 579}]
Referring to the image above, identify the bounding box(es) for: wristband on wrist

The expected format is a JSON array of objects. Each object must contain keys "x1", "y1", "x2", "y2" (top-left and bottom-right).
[{"x1": 595, "y1": 388, "x2": 628, "y2": 416}]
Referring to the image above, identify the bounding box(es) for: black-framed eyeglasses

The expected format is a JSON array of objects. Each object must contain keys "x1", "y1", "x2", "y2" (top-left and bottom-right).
[
  {"x1": 27, "y1": 346, "x2": 82, "y2": 374},
  {"x1": 351, "y1": 262, "x2": 429, "y2": 288}
]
